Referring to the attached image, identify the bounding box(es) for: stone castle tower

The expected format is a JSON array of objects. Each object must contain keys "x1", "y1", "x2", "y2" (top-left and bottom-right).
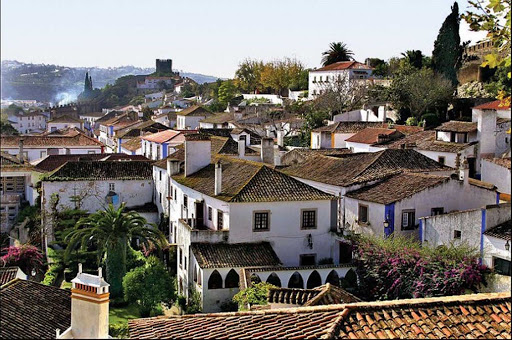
[{"x1": 156, "y1": 59, "x2": 172, "y2": 74}]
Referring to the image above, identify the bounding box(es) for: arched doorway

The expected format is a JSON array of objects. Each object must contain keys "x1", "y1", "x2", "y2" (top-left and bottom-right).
[
  {"x1": 306, "y1": 270, "x2": 322, "y2": 289},
  {"x1": 225, "y1": 269, "x2": 240, "y2": 289},
  {"x1": 266, "y1": 272, "x2": 282, "y2": 287},
  {"x1": 208, "y1": 270, "x2": 223, "y2": 289},
  {"x1": 288, "y1": 272, "x2": 304, "y2": 289},
  {"x1": 325, "y1": 270, "x2": 340, "y2": 286}
]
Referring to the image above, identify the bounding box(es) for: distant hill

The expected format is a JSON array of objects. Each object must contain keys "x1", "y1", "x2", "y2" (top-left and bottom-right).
[{"x1": 0, "y1": 60, "x2": 222, "y2": 104}]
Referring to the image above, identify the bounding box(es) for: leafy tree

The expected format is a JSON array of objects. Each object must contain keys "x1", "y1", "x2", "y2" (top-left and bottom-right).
[
  {"x1": 1, "y1": 244, "x2": 43, "y2": 275},
  {"x1": 365, "y1": 58, "x2": 389, "y2": 77},
  {"x1": 123, "y1": 256, "x2": 175, "y2": 317},
  {"x1": 313, "y1": 74, "x2": 370, "y2": 115},
  {"x1": 235, "y1": 59, "x2": 264, "y2": 93},
  {"x1": 321, "y1": 42, "x2": 354, "y2": 67},
  {"x1": 64, "y1": 203, "x2": 167, "y2": 299},
  {"x1": 142, "y1": 106, "x2": 153, "y2": 121},
  {"x1": 233, "y1": 282, "x2": 276, "y2": 310},
  {"x1": 299, "y1": 110, "x2": 330, "y2": 146},
  {"x1": 0, "y1": 120, "x2": 19, "y2": 135},
  {"x1": 217, "y1": 80, "x2": 237, "y2": 106},
  {"x1": 401, "y1": 50, "x2": 424, "y2": 69},
  {"x1": 432, "y1": 2, "x2": 464, "y2": 86}
]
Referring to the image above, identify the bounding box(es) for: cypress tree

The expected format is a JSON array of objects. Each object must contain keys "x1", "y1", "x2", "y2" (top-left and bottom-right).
[
  {"x1": 89, "y1": 75, "x2": 93, "y2": 91},
  {"x1": 84, "y1": 72, "x2": 90, "y2": 92},
  {"x1": 432, "y1": 2, "x2": 463, "y2": 86}
]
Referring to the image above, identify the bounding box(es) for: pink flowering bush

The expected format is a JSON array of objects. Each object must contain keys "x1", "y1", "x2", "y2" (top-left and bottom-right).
[
  {"x1": 1, "y1": 244, "x2": 43, "y2": 275},
  {"x1": 353, "y1": 235, "x2": 490, "y2": 301}
]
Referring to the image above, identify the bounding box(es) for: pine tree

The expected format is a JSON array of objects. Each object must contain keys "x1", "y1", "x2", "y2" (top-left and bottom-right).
[{"x1": 432, "y1": 1, "x2": 463, "y2": 87}]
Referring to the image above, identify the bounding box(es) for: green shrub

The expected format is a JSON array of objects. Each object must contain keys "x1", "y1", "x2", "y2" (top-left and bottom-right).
[
  {"x1": 419, "y1": 113, "x2": 440, "y2": 128},
  {"x1": 220, "y1": 300, "x2": 238, "y2": 312},
  {"x1": 184, "y1": 288, "x2": 202, "y2": 314},
  {"x1": 109, "y1": 323, "x2": 129, "y2": 339},
  {"x1": 126, "y1": 246, "x2": 146, "y2": 272},
  {"x1": 405, "y1": 117, "x2": 418, "y2": 126},
  {"x1": 233, "y1": 282, "x2": 276, "y2": 309},
  {"x1": 42, "y1": 263, "x2": 63, "y2": 286}
]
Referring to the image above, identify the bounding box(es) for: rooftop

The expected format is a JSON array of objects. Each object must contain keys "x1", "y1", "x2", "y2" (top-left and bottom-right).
[
  {"x1": 176, "y1": 105, "x2": 212, "y2": 117},
  {"x1": 1, "y1": 279, "x2": 71, "y2": 339},
  {"x1": 0, "y1": 130, "x2": 103, "y2": 148},
  {"x1": 280, "y1": 149, "x2": 451, "y2": 187},
  {"x1": 384, "y1": 130, "x2": 477, "y2": 153},
  {"x1": 191, "y1": 242, "x2": 282, "y2": 269},
  {"x1": 312, "y1": 121, "x2": 387, "y2": 133},
  {"x1": 128, "y1": 292, "x2": 511, "y2": 339},
  {"x1": 483, "y1": 157, "x2": 511, "y2": 170},
  {"x1": 115, "y1": 120, "x2": 168, "y2": 138},
  {"x1": 345, "y1": 128, "x2": 404, "y2": 145},
  {"x1": 121, "y1": 136, "x2": 143, "y2": 152},
  {"x1": 46, "y1": 160, "x2": 153, "y2": 181},
  {"x1": 172, "y1": 156, "x2": 335, "y2": 202},
  {"x1": 268, "y1": 284, "x2": 361, "y2": 307},
  {"x1": 141, "y1": 129, "x2": 183, "y2": 143},
  {"x1": 314, "y1": 61, "x2": 373, "y2": 72},
  {"x1": 474, "y1": 98, "x2": 511, "y2": 110},
  {"x1": 0, "y1": 267, "x2": 22, "y2": 285},
  {"x1": 199, "y1": 112, "x2": 235, "y2": 124},
  {"x1": 435, "y1": 121, "x2": 477, "y2": 133},
  {"x1": 484, "y1": 220, "x2": 511, "y2": 241},
  {"x1": 34, "y1": 153, "x2": 149, "y2": 172},
  {"x1": 47, "y1": 115, "x2": 82, "y2": 124}
]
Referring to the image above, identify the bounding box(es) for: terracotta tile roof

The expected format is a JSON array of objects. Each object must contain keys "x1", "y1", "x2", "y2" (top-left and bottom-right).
[
  {"x1": 474, "y1": 99, "x2": 511, "y2": 110},
  {"x1": 314, "y1": 61, "x2": 373, "y2": 72},
  {"x1": 0, "y1": 152, "x2": 24, "y2": 166},
  {"x1": 281, "y1": 149, "x2": 450, "y2": 187},
  {"x1": 345, "y1": 128, "x2": 404, "y2": 145},
  {"x1": 345, "y1": 172, "x2": 450, "y2": 204},
  {"x1": 121, "y1": 136, "x2": 143, "y2": 152},
  {"x1": 435, "y1": 121, "x2": 477, "y2": 133},
  {"x1": 176, "y1": 105, "x2": 212, "y2": 117},
  {"x1": 268, "y1": 284, "x2": 361, "y2": 307},
  {"x1": 128, "y1": 292, "x2": 511, "y2": 339},
  {"x1": 469, "y1": 177, "x2": 496, "y2": 190},
  {"x1": 141, "y1": 129, "x2": 182, "y2": 143},
  {"x1": 115, "y1": 121, "x2": 168, "y2": 138},
  {"x1": 393, "y1": 125, "x2": 424, "y2": 135},
  {"x1": 191, "y1": 242, "x2": 282, "y2": 269},
  {"x1": 484, "y1": 220, "x2": 511, "y2": 241},
  {"x1": 46, "y1": 160, "x2": 153, "y2": 181},
  {"x1": 0, "y1": 131, "x2": 103, "y2": 148},
  {"x1": 47, "y1": 115, "x2": 82, "y2": 124},
  {"x1": 172, "y1": 156, "x2": 335, "y2": 202},
  {"x1": 312, "y1": 121, "x2": 386, "y2": 133},
  {"x1": 1, "y1": 279, "x2": 71, "y2": 339},
  {"x1": 0, "y1": 267, "x2": 22, "y2": 285},
  {"x1": 212, "y1": 136, "x2": 258, "y2": 155},
  {"x1": 34, "y1": 153, "x2": 148, "y2": 172},
  {"x1": 200, "y1": 112, "x2": 235, "y2": 124},
  {"x1": 483, "y1": 157, "x2": 512, "y2": 169},
  {"x1": 385, "y1": 130, "x2": 477, "y2": 153}
]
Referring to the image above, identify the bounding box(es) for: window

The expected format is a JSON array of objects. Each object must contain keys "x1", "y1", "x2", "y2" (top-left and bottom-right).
[
  {"x1": 40, "y1": 150, "x2": 47, "y2": 159},
  {"x1": 109, "y1": 183, "x2": 115, "y2": 191},
  {"x1": 438, "y1": 156, "x2": 445, "y2": 165},
  {"x1": 208, "y1": 270, "x2": 223, "y2": 289},
  {"x1": 301, "y1": 209, "x2": 317, "y2": 229},
  {"x1": 208, "y1": 207, "x2": 212, "y2": 221},
  {"x1": 401, "y1": 210, "x2": 416, "y2": 230},
  {"x1": 217, "y1": 210, "x2": 224, "y2": 229},
  {"x1": 358, "y1": 204, "x2": 368, "y2": 224},
  {"x1": 159, "y1": 192, "x2": 162, "y2": 204},
  {"x1": 493, "y1": 257, "x2": 511, "y2": 276},
  {"x1": 300, "y1": 254, "x2": 316, "y2": 266},
  {"x1": 225, "y1": 269, "x2": 239, "y2": 288},
  {"x1": 183, "y1": 194, "x2": 188, "y2": 209},
  {"x1": 159, "y1": 170, "x2": 162, "y2": 181},
  {"x1": 253, "y1": 211, "x2": 270, "y2": 231},
  {"x1": 453, "y1": 230, "x2": 462, "y2": 239},
  {"x1": 431, "y1": 207, "x2": 444, "y2": 216}
]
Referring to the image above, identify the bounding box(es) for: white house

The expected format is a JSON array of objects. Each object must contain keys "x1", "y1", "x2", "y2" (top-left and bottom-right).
[
  {"x1": 40, "y1": 160, "x2": 156, "y2": 250},
  {"x1": 98, "y1": 114, "x2": 139, "y2": 153},
  {"x1": 0, "y1": 129, "x2": 104, "y2": 162},
  {"x1": 120, "y1": 137, "x2": 143, "y2": 155},
  {"x1": 310, "y1": 122, "x2": 388, "y2": 149},
  {"x1": 344, "y1": 168, "x2": 498, "y2": 239},
  {"x1": 46, "y1": 115, "x2": 83, "y2": 132},
  {"x1": 8, "y1": 111, "x2": 48, "y2": 134},
  {"x1": 141, "y1": 130, "x2": 187, "y2": 160},
  {"x1": 152, "y1": 112, "x2": 177, "y2": 128},
  {"x1": 137, "y1": 76, "x2": 174, "y2": 90},
  {"x1": 331, "y1": 106, "x2": 389, "y2": 123},
  {"x1": 345, "y1": 127, "x2": 405, "y2": 153},
  {"x1": 483, "y1": 219, "x2": 511, "y2": 292},
  {"x1": 481, "y1": 157, "x2": 511, "y2": 199},
  {"x1": 166, "y1": 134, "x2": 351, "y2": 311},
  {"x1": 176, "y1": 105, "x2": 213, "y2": 130},
  {"x1": 114, "y1": 120, "x2": 168, "y2": 153},
  {"x1": 308, "y1": 61, "x2": 373, "y2": 99},
  {"x1": 79, "y1": 112, "x2": 106, "y2": 136}
]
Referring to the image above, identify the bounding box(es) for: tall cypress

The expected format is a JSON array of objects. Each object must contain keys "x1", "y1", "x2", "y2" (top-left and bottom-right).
[
  {"x1": 432, "y1": 2, "x2": 463, "y2": 86},
  {"x1": 89, "y1": 75, "x2": 93, "y2": 91},
  {"x1": 84, "y1": 72, "x2": 90, "y2": 92}
]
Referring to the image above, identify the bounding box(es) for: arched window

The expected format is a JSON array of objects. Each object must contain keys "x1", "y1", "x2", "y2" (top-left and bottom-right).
[
  {"x1": 325, "y1": 270, "x2": 340, "y2": 286},
  {"x1": 250, "y1": 273, "x2": 262, "y2": 284},
  {"x1": 225, "y1": 269, "x2": 240, "y2": 289},
  {"x1": 208, "y1": 270, "x2": 223, "y2": 289},
  {"x1": 306, "y1": 270, "x2": 322, "y2": 289},
  {"x1": 266, "y1": 272, "x2": 282, "y2": 287},
  {"x1": 288, "y1": 272, "x2": 304, "y2": 289}
]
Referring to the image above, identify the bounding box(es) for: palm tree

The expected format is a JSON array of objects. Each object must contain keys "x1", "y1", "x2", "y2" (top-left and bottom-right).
[
  {"x1": 321, "y1": 42, "x2": 354, "y2": 67},
  {"x1": 65, "y1": 203, "x2": 167, "y2": 298},
  {"x1": 401, "y1": 50, "x2": 424, "y2": 69}
]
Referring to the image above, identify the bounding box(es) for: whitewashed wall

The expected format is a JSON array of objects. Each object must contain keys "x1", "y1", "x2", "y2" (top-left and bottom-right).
[{"x1": 481, "y1": 159, "x2": 511, "y2": 195}]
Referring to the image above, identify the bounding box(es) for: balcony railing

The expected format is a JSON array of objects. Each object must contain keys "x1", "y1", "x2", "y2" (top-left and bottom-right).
[{"x1": 177, "y1": 219, "x2": 228, "y2": 244}]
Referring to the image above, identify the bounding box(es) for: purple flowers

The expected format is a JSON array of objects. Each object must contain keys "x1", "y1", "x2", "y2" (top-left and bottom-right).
[{"x1": 1, "y1": 244, "x2": 43, "y2": 274}]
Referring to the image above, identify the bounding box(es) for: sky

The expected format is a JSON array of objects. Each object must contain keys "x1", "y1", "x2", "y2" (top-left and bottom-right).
[{"x1": 1, "y1": 0, "x2": 488, "y2": 79}]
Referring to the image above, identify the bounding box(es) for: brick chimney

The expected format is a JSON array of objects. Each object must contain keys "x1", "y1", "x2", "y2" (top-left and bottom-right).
[
  {"x1": 184, "y1": 134, "x2": 211, "y2": 177},
  {"x1": 57, "y1": 264, "x2": 110, "y2": 339}
]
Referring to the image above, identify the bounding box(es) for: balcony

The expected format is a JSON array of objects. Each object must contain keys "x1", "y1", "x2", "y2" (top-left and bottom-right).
[{"x1": 177, "y1": 218, "x2": 228, "y2": 244}]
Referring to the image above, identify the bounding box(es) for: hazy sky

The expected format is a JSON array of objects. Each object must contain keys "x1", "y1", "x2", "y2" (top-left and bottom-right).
[{"x1": 1, "y1": 0, "x2": 487, "y2": 78}]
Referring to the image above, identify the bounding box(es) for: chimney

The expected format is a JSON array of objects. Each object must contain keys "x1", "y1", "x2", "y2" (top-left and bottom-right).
[
  {"x1": 276, "y1": 129, "x2": 284, "y2": 148},
  {"x1": 238, "y1": 140, "x2": 245, "y2": 158},
  {"x1": 167, "y1": 159, "x2": 181, "y2": 176},
  {"x1": 458, "y1": 157, "x2": 469, "y2": 185},
  {"x1": 378, "y1": 105, "x2": 387, "y2": 122},
  {"x1": 475, "y1": 106, "x2": 497, "y2": 157},
  {"x1": 184, "y1": 134, "x2": 211, "y2": 177},
  {"x1": 59, "y1": 264, "x2": 110, "y2": 339},
  {"x1": 18, "y1": 138, "x2": 24, "y2": 164},
  {"x1": 261, "y1": 137, "x2": 274, "y2": 164},
  {"x1": 214, "y1": 161, "x2": 222, "y2": 195}
]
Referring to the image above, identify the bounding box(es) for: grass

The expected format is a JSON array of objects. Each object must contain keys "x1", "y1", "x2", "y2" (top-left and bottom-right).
[{"x1": 109, "y1": 303, "x2": 140, "y2": 325}]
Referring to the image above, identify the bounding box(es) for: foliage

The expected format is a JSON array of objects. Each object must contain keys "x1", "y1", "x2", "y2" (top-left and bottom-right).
[
  {"x1": 0, "y1": 120, "x2": 19, "y2": 135},
  {"x1": 420, "y1": 113, "x2": 441, "y2": 128},
  {"x1": 313, "y1": 74, "x2": 370, "y2": 115},
  {"x1": 64, "y1": 203, "x2": 167, "y2": 299},
  {"x1": 126, "y1": 246, "x2": 147, "y2": 272},
  {"x1": 405, "y1": 117, "x2": 418, "y2": 126},
  {"x1": 299, "y1": 110, "x2": 330, "y2": 146},
  {"x1": 401, "y1": 50, "x2": 425, "y2": 69},
  {"x1": 1, "y1": 244, "x2": 43, "y2": 275},
  {"x1": 141, "y1": 106, "x2": 153, "y2": 121},
  {"x1": 353, "y1": 234, "x2": 491, "y2": 301},
  {"x1": 42, "y1": 263, "x2": 63, "y2": 286},
  {"x1": 365, "y1": 58, "x2": 388, "y2": 77},
  {"x1": 109, "y1": 324, "x2": 129, "y2": 339},
  {"x1": 184, "y1": 287, "x2": 202, "y2": 314},
  {"x1": 217, "y1": 80, "x2": 237, "y2": 106},
  {"x1": 233, "y1": 282, "x2": 276, "y2": 309},
  {"x1": 432, "y1": 2, "x2": 464, "y2": 86},
  {"x1": 123, "y1": 256, "x2": 175, "y2": 317},
  {"x1": 220, "y1": 300, "x2": 239, "y2": 312},
  {"x1": 235, "y1": 59, "x2": 264, "y2": 93},
  {"x1": 321, "y1": 42, "x2": 354, "y2": 66},
  {"x1": 462, "y1": 0, "x2": 511, "y2": 82}
]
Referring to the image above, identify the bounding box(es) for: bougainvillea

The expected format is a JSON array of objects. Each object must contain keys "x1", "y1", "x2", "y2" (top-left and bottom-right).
[
  {"x1": 353, "y1": 235, "x2": 491, "y2": 301},
  {"x1": 1, "y1": 244, "x2": 43, "y2": 275}
]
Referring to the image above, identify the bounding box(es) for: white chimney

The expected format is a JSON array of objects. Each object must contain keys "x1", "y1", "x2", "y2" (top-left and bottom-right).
[
  {"x1": 238, "y1": 140, "x2": 245, "y2": 158},
  {"x1": 458, "y1": 158, "x2": 469, "y2": 185},
  {"x1": 167, "y1": 159, "x2": 181, "y2": 176},
  {"x1": 214, "y1": 161, "x2": 222, "y2": 195},
  {"x1": 475, "y1": 107, "x2": 497, "y2": 157},
  {"x1": 378, "y1": 105, "x2": 387, "y2": 122},
  {"x1": 184, "y1": 134, "x2": 211, "y2": 177},
  {"x1": 58, "y1": 264, "x2": 110, "y2": 339},
  {"x1": 276, "y1": 129, "x2": 284, "y2": 148},
  {"x1": 261, "y1": 137, "x2": 274, "y2": 164}
]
